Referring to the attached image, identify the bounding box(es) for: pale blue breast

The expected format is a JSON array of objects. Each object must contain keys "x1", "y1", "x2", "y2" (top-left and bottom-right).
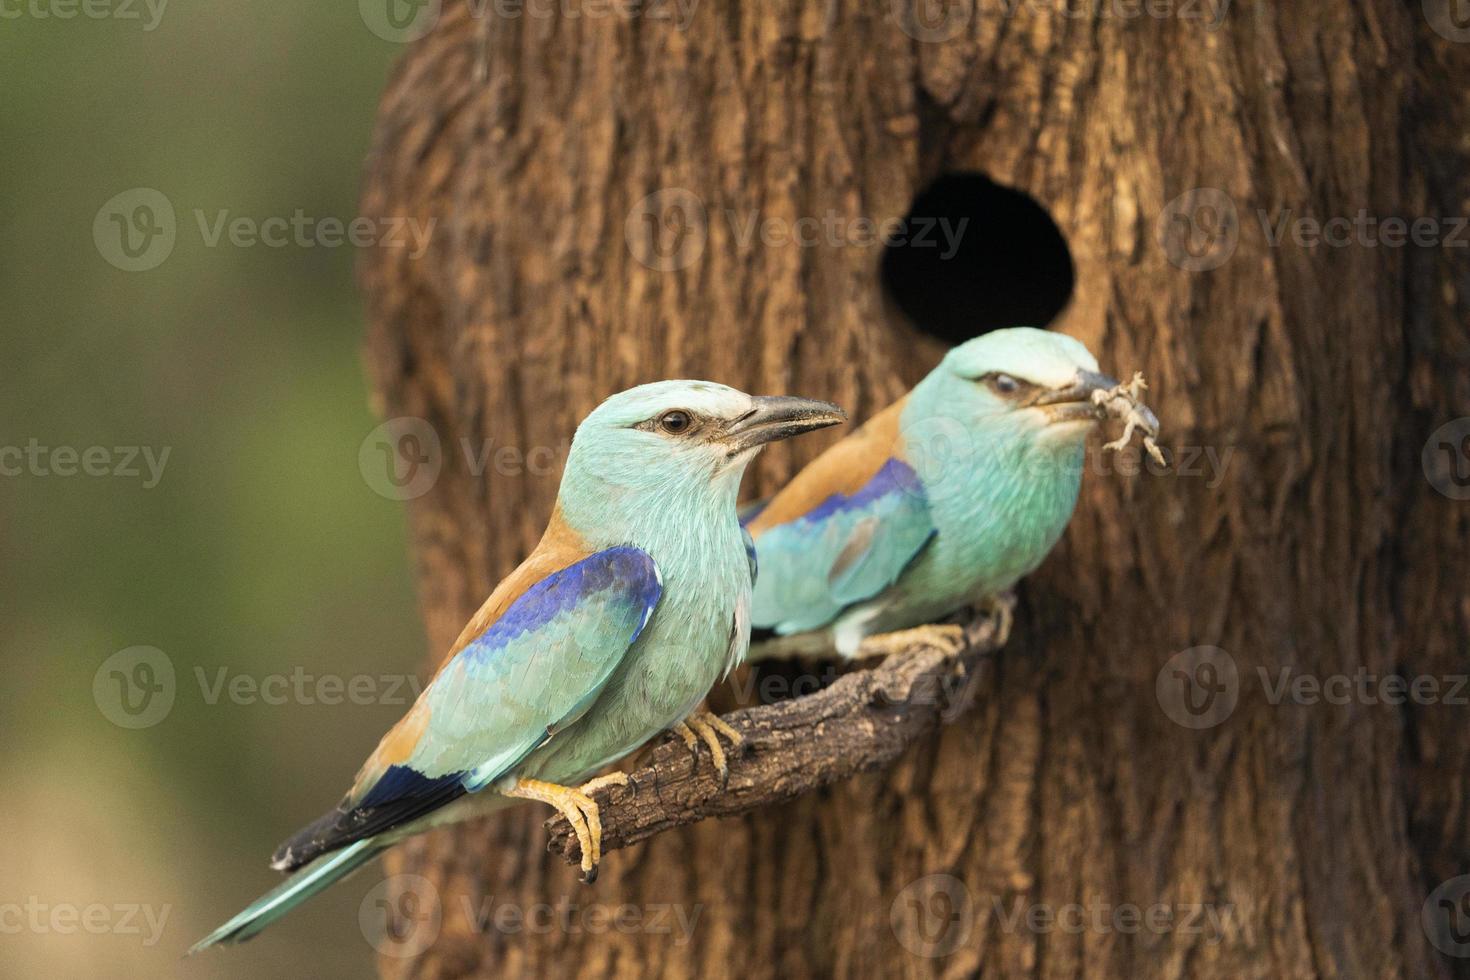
[{"x1": 520, "y1": 503, "x2": 753, "y2": 783}]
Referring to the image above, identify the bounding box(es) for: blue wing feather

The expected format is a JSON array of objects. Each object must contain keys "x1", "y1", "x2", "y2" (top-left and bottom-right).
[
  {"x1": 272, "y1": 546, "x2": 661, "y2": 870},
  {"x1": 749, "y1": 459, "x2": 934, "y2": 635},
  {"x1": 410, "y1": 545, "x2": 660, "y2": 790}
]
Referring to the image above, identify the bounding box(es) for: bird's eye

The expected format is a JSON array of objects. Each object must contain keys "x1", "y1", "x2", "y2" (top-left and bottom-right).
[
  {"x1": 657, "y1": 410, "x2": 694, "y2": 435},
  {"x1": 986, "y1": 373, "x2": 1023, "y2": 396}
]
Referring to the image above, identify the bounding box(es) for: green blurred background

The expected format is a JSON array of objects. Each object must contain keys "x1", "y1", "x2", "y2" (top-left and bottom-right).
[{"x1": 1, "y1": 7, "x2": 431, "y2": 977}]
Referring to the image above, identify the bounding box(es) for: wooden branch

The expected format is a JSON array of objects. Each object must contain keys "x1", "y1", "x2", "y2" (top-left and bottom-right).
[{"x1": 544, "y1": 609, "x2": 1007, "y2": 867}]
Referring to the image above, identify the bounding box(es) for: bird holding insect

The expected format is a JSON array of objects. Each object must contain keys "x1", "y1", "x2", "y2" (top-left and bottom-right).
[{"x1": 743, "y1": 327, "x2": 1162, "y2": 660}]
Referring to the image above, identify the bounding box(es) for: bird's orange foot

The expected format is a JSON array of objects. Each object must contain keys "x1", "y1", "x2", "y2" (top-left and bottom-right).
[
  {"x1": 506, "y1": 777, "x2": 609, "y2": 882},
  {"x1": 858, "y1": 623, "x2": 967, "y2": 660},
  {"x1": 578, "y1": 771, "x2": 631, "y2": 796},
  {"x1": 671, "y1": 710, "x2": 744, "y2": 783}
]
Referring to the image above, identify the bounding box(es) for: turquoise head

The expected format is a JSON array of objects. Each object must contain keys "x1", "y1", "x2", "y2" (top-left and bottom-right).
[
  {"x1": 902, "y1": 327, "x2": 1117, "y2": 501},
  {"x1": 559, "y1": 380, "x2": 845, "y2": 545}
]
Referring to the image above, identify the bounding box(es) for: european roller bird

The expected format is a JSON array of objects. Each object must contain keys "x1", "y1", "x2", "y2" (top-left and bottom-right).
[
  {"x1": 744, "y1": 327, "x2": 1137, "y2": 660},
  {"x1": 191, "y1": 381, "x2": 844, "y2": 951}
]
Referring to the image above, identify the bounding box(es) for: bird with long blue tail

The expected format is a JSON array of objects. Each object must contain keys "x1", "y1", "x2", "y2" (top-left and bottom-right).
[{"x1": 190, "y1": 380, "x2": 845, "y2": 953}]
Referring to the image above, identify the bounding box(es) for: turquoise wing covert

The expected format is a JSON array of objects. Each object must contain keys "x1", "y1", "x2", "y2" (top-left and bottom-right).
[
  {"x1": 403, "y1": 545, "x2": 662, "y2": 791},
  {"x1": 747, "y1": 458, "x2": 935, "y2": 635},
  {"x1": 272, "y1": 546, "x2": 661, "y2": 870}
]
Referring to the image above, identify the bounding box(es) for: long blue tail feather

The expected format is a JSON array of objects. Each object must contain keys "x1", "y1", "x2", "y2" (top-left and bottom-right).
[{"x1": 188, "y1": 839, "x2": 384, "y2": 953}]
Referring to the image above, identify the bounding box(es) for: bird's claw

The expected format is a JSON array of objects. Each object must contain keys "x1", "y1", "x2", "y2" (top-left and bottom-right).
[
  {"x1": 977, "y1": 593, "x2": 1015, "y2": 649},
  {"x1": 858, "y1": 623, "x2": 967, "y2": 660},
  {"x1": 579, "y1": 771, "x2": 632, "y2": 797},
  {"x1": 508, "y1": 777, "x2": 610, "y2": 882},
  {"x1": 672, "y1": 711, "x2": 744, "y2": 784}
]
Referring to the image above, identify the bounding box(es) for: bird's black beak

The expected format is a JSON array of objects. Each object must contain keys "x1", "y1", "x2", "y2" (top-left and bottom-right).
[
  {"x1": 1029, "y1": 370, "x2": 1121, "y2": 425},
  {"x1": 726, "y1": 395, "x2": 846, "y2": 452}
]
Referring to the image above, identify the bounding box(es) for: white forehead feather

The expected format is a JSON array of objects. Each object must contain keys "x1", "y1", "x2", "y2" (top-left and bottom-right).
[
  {"x1": 943, "y1": 327, "x2": 1100, "y2": 388},
  {"x1": 582, "y1": 380, "x2": 755, "y2": 428}
]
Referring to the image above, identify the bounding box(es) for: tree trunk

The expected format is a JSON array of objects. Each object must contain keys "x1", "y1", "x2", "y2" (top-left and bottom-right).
[{"x1": 357, "y1": 2, "x2": 1470, "y2": 976}]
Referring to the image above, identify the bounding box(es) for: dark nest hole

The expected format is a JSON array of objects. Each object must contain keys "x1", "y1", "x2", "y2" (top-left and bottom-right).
[{"x1": 880, "y1": 172, "x2": 1076, "y2": 346}]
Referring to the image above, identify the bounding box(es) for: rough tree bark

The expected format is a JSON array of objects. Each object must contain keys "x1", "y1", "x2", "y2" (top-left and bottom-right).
[{"x1": 357, "y1": 2, "x2": 1470, "y2": 977}]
